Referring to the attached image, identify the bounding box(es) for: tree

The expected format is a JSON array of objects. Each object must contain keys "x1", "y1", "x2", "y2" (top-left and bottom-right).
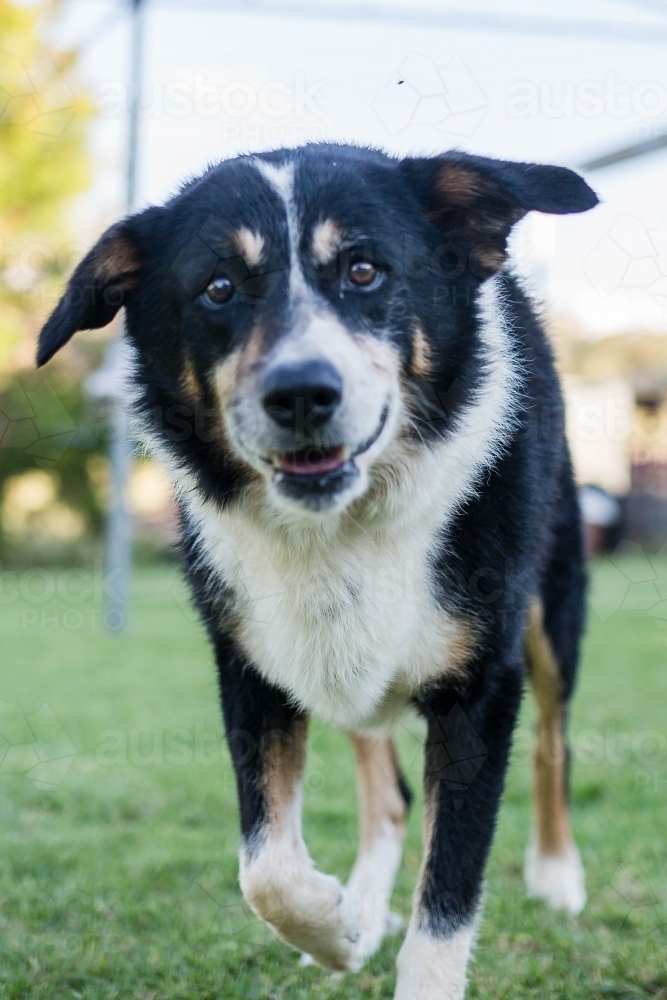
[
  {"x1": 0, "y1": 0, "x2": 91, "y2": 371},
  {"x1": 0, "y1": 0, "x2": 98, "y2": 564}
]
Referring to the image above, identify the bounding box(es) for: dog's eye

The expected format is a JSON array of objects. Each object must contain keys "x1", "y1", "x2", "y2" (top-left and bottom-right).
[
  {"x1": 204, "y1": 276, "x2": 234, "y2": 304},
  {"x1": 347, "y1": 261, "x2": 381, "y2": 288}
]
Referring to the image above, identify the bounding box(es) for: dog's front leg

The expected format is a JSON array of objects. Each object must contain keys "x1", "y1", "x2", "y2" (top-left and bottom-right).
[
  {"x1": 214, "y1": 634, "x2": 362, "y2": 971},
  {"x1": 395, "y1": 663, "x2": 523, "y2": 1000}
]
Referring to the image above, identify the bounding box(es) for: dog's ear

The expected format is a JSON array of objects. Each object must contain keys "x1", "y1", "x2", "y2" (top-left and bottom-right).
[
  {"x1": 37, "y1": 219, "x2": 146, "y2": 367},
  {"x1": 400, "y1": 152, "x2": 599, "y2": 278}
]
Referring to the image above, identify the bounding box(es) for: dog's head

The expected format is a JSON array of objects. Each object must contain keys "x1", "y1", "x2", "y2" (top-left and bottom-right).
[{"x1": 38, "y1": 145, "x2": 597, "y2": 516}]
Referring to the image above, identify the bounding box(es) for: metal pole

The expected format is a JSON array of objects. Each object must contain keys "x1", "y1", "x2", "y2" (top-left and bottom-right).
[
  {"x1": 580, "y1": 130, "x2": 667, "y2": 172},
  {"x1": 105, "y1": 375, "x2": 133, "y2": 632},
  {"x1": 127, "y1": 0, "x2": 144, "y2": 213},
  {"x1": 104, "y1": 0, "x2": 145, "y2": 632}
]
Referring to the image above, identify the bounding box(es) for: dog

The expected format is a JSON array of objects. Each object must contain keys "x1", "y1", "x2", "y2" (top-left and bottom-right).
[{"x1": 38, "y1": 143, "x2": 598, "y2": 999}]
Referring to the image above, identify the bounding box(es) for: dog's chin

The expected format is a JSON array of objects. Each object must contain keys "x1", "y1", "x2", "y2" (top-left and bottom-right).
[{"x1": 270, "y1": 458, "x2": 367, "y2": 514}]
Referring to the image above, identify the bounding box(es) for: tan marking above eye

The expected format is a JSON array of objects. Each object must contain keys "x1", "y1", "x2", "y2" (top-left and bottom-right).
[
  {"x1": 232, "y1": 227, "x2": 265, "y2": 268},
  {"x1": 311, "y1": 219, "x2": 343, "y2": 265},
  {"x1": 410, "y1": 324, "x2": 434, "y2": 377}
]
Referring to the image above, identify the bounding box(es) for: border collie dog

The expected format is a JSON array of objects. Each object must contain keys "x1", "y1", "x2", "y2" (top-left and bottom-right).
[{"x1": 38, "y1": 144, "x2": 598, "y2": 999}]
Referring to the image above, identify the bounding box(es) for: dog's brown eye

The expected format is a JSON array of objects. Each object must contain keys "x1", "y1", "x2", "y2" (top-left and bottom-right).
[
  {"x1": 205, "y1": 276, "x2": 234, "y2": 304},
  {"x1": 348, "y1": 261, "x2": 378, "y2": 287}
]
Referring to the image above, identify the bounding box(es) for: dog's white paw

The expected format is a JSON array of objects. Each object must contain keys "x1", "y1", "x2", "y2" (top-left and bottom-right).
[
  {"x1": 350, "y1": 904, "x2": 402, "y2": 963},
  {"x1": 241, "y1": 853, "x2": 363, "y2": 971},
  {"x1": 524, "y1": 841, "x2": 586, "y2": 914}
]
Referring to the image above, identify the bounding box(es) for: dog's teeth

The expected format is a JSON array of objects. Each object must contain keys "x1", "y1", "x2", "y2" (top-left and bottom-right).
[{"x1": 341, "y1": 447, "x2": 351, "y2": 460}]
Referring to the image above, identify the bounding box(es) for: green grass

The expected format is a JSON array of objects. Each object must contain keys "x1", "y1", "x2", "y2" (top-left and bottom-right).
[{"x1": 1, "y1": 555, "x2": 666, "y2": 999}]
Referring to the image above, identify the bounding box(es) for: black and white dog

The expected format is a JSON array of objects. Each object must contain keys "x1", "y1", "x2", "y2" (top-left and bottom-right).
[{"x1": 38, "y1": 144, "x2": 598, "y2": 999}]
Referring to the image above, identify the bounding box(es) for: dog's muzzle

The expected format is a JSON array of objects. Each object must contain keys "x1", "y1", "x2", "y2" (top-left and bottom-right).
[{"x1": 256, "y1": 358, "x2": 388, "y2": 512}]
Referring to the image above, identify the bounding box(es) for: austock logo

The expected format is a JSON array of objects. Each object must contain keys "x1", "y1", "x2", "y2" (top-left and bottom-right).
[
  {"x1": 583, "y1": 214, "x2": 667, "y2": 322},
  {"x1": 588, "y1": 540, "x2": 667, "y2": 642},
  {"x1": 181, "y1": 863, "x2": 263, "y2": 949},
  {"x1": 0, "y1": 701, "x2": 77, "y2": 789},
  {"x1": 0, "y1": 375, "x2": 77, "y2": 467},
  {"x1": 373, "y1": 53, "x2": 487, "y2": 138},
  {"x1": 398, "y1": 702, "x2": 487, "y2": 806},
  {"x1": 0, "y1": 52, "x2": 78, "y2": 140},
  {"x1": 589, "y1": 859, "x2": 667, "y2": 947}
]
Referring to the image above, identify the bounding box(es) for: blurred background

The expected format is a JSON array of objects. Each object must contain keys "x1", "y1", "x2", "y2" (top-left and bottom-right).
[{"x1": 5, "y1": 0, "x2": 667, "y2": 574}]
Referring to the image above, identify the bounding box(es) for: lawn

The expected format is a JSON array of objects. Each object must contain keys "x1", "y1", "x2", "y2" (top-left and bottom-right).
[{"x1": 0, "y1": 554, "x2": 666, "y2": 999}]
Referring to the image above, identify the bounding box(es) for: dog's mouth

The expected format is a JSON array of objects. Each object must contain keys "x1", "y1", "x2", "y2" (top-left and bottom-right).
[
  {"x1": 277, "y1": 443, "x2": 349, "y2": 477},
  {"x1": 264, "y1": 405, "x2": 389, "y2": 510},
  {"x1": 270, "y1": 405, "x2": 389, "y2": 479}
]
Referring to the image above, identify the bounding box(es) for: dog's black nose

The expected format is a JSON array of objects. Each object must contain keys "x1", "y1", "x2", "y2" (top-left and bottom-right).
[{"x1": 261, "y1": 359, "x2": 343, "y2": 430}]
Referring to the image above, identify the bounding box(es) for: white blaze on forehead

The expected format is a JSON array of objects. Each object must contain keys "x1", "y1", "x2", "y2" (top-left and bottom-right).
[
  {"x1": 233, "y1": 227, "x2": 265, "y2": 268},
  {"x1": 254, "y1": 158, "x2": 309, "y2": 298},
  {"x1": 312, "y1": 218, "x2": 343, "y2": 265}
]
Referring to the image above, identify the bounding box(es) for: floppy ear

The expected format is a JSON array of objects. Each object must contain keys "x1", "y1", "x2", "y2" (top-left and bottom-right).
[
  {"x1": 37, "y1": 220, "x2": 143, "y2": 367},
  {"x1": 400, "y1": 152, "x2": 599, "y2": 278}
]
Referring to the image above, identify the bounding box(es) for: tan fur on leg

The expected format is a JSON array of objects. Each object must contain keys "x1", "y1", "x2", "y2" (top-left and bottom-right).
[
  {"x1": 346, "y1": 734, "x2": 407, "y2": 959},
  {"x1": 239, "y1": 720, "x2": 363, "y2": 970},
  {"x1": 524, "y1": 598, "x2": 586, "y2": 913}
]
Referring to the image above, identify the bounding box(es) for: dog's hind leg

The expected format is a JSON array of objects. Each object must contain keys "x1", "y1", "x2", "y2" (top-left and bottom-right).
[
  {"x1": 524, "y1": 592, "x2": 586, "y2": 914},
  {"x1": 346, "y1": 733, "x2": 411, "y2": 960}
]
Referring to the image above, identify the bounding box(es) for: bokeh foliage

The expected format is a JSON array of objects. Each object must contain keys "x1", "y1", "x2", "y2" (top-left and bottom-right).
[
  {"x1": 0, "y1": 0, "x2": 105, "y2": 564},
  {"x1": 0, "y1": 0, "x2": 91, "y2": 367}
]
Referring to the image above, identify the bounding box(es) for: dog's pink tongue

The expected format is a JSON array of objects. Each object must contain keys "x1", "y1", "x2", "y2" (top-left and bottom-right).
[{"x1": 279, "y1": 446, "x2": 344, "y2": 475}]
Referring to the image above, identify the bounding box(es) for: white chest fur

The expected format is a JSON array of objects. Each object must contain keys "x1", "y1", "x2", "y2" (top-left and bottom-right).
[{"x1": 187, "y1": 487, "x2": 469, "y2": 729}]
